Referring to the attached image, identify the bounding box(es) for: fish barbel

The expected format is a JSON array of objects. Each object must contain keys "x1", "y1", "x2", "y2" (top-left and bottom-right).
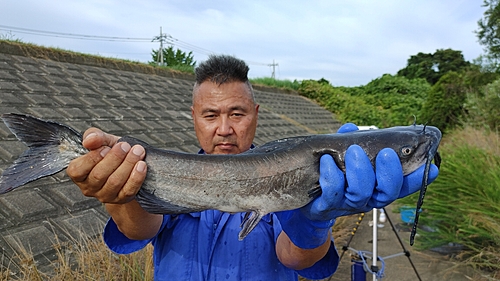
[{"x1": 0, "y1": 113, "x2": 441, "y2": 242}]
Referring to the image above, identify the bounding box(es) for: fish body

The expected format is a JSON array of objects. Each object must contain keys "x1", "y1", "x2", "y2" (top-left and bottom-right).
[{"x1": 0, "y1": 113, "x2": 441, "y2": 240}]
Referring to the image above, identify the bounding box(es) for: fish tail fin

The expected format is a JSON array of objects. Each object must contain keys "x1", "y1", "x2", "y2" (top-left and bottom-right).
[
  {"x1": 239, "y1": 211, "x2": 265, "y2": 240},
  {"x1": 0, "y1": 113, "x2": 85, "y2": 194}
]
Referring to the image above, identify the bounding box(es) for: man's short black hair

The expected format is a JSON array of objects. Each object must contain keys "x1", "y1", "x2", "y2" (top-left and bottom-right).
[{"x1": 195, "y1": 54, "x2": 250, "y2": 85}]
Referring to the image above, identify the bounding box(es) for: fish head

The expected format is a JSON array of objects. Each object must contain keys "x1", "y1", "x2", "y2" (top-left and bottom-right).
[{"x1": 391, "y1": 125, "x2": 442, "y2": 175}]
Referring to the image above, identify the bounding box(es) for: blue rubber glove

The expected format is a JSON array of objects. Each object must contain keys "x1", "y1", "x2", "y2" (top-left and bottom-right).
[
  {"x1": 276, "y1": 123, "x2": 439, "y2": 249},
  {"x1": 274, "y1": 123, "x2": 358, "y2": 249}
]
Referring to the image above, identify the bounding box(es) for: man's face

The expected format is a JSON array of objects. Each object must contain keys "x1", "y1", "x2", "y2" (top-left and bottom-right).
[{"x1": 191, "y1": 81, "x2": 259, "y2": 155}]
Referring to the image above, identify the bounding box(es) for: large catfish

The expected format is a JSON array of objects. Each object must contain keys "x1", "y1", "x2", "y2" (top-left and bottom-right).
[{"x1": 0, "y1": 113, "x2": 441, "y2": 243}]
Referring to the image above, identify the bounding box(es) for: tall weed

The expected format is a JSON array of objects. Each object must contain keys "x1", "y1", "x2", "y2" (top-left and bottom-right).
[
  {"x1": 0, "y1": 216, "x2": 352, "y2": 280},
  {"x1": 399, "y1": 126, "x2": 500, "y2": 273},
  {"x1": 1, "y1": 233, "x2": 154, "y2": 281},
  {"x1": 466, "y1": 78, "x2": 500, "y2": 132},
  {"x1": 250, "y1": 77, "x2": 300, "y2": 91}
]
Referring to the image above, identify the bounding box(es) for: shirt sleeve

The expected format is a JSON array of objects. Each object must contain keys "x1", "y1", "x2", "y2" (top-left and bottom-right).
[
  {"x1": 103, "y1": 215, "x2": 169, "y2": 254},
  {"x1": 270, "y1": 213, "x2": 339, "y2": 279},
  {"x1": 296, "y1": 241, "x2": 339, "y2": 279}
]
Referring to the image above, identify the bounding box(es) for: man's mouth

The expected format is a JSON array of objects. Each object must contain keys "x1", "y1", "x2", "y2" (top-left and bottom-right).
[{"x1": 216, "y1": 143, "x2": 236, "y2": 149}]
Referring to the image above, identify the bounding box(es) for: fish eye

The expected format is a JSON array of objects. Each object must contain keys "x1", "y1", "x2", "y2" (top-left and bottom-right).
[{"x1": 400, "y1": 146, "x2": 413, "y2": 156}]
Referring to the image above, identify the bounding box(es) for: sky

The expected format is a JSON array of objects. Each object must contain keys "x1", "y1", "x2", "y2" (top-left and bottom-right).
[{"x1": 0, "y1": 0, "x2": 487, "y2": 86}]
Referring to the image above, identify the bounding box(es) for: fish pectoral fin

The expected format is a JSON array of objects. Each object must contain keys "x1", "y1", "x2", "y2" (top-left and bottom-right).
[
  {"x1": 135, "y1": 188, "x2": 204, "y2": 214},
  {"x1": 238, "y1": 211, "x2": 265, "y2": 241},
  {"x1": 308, "y1": 184, "x2": 322, "y2": 199},
  {"x1": 314, "y1": 148, "x2": 345, "y2": 171}
]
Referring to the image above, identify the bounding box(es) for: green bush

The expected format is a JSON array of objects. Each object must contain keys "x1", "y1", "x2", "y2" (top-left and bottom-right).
[
  {"x1": 298, "y1": 79, "x2": 382, "y2": 125},
  {"x1": 250, "y1": 77, "x2": 300, "y2": 91},
  {"x1": 466, "y1": 78, "x2": 500, "y2": 132},
  {"x1": 298, "y1": 79, "x2": 335, "y2": 102},
  {"x1": 420, "y1": 72, "x2": 467, "y2": 132},
  {"x1": 359, "y1": 74, "x2": 430, "y2": 126},
  {"x1": 298, "y1": 76, "x2": 431, "y2": 128}
]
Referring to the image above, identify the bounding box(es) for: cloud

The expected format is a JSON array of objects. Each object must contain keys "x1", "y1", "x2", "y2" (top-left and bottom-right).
[{"x1": 0, "y1": 0, "x2": 486, "y2": 86}]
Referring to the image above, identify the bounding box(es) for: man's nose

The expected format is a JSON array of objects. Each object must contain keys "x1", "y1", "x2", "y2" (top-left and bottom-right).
[{"x1": 217, "y1": 116, "x2": 234, "y2": 136}]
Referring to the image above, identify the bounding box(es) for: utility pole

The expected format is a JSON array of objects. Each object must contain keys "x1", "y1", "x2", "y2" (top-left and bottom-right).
[
  {"x1": 152, "y1": 26, "x2": 169, "y2": 66},
  {"x1": 268, "y1": 60, "x2": 278, "y2": 79}
]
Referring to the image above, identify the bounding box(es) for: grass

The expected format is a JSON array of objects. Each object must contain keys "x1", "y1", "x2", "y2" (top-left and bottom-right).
[
  {"x1": 1, "y1": 226, "x2": 154, "y2": 281},
  {"x1": 155, "y1": 63, "x2": 195, "y2": 74},
  {"x1": 0, "y1": 38, "x2": 298, "y2": 90},
  {"x1": 250, "y1": 77, "x2": 301, "y2": 91},
  {"x1": 0, "y1": 216, "x2": 352, "y2": 280},
  {"x1": 398, "y1": 126, "x2": 500, "y2": 277},
  {"x1": 0, "y1": 39, "x2": 194, "y2": 80}
]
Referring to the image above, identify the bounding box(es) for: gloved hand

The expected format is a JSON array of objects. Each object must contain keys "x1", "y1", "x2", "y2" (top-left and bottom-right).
[{"x1": 276, "y1": 123, "x2": 439, "y2": 249}]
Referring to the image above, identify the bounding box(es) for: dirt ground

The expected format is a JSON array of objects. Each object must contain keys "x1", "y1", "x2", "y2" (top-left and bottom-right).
[{"x1": 301, "y1": 204, "x2": 497, "y2": 281}]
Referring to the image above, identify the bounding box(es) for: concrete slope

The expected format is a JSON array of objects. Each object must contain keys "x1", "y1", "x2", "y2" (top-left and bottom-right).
[{"x1": 0, "y1": 42, "x2": 340, "y2": 272}]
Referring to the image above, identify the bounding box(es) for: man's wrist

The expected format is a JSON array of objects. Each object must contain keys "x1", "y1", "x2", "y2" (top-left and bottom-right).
[{"x1": 277, "y1": 210, "x2": 334, "y2": 249}]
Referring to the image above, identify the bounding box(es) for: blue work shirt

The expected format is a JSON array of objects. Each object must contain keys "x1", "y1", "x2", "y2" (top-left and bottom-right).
[
  {"x1": 103, "y1": 146, "x2": 339, "y2": 280},
  {"x1": 104, "y1": 211, "x2": 338, "y2": 280}
]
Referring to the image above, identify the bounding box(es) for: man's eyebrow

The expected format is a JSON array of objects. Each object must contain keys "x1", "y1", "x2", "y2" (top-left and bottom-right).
[
  {"x1": 201, "y1": 108, "x2": 219, "y2": 114},
  {"x1": 229, "y1": 105, "x2": 248, "y2": 112},
  {"x1": 200, "y1": 105, "x2": 249, "y2": 115}
]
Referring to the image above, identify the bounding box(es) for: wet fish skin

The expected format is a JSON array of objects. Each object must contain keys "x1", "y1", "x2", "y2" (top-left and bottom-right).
[{"x1": 0, "y1": 113, "x2": 441, "y2": 240}]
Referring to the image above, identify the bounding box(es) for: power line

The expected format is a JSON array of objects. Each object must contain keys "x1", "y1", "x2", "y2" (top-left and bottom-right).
[
  {"x1": 169, "y1": 38, "x2": 216, "y2": 56},
  {"x1": 1, "y1": 24, "x2": 274, "y2": 68},
  {"x1": 0, "y1": 24, "x2": 216, "y2": 55},
  {"x1": 0, "y1": 24, "x2": 151, "y2": 42},
  {"x1": 150, "y1": 27, "x2": 215, "y2": 61}
]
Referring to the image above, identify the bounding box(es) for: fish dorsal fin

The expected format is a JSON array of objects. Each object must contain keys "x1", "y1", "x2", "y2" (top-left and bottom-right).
[{"x1": 239, "y1": 211, "x2": 265, "y2": 240}]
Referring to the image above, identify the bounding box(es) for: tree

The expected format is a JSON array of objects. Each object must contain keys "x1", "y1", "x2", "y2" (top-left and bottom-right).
[
  {"x1": 297, "y1": 79, "x2": 384, "y2": 126},
  {"x1": 397, "y1": 49, "x2": 470, "y2": 85},
  {"x1": 151, "y1": 46, "x2": 196, "y2": 68},
  {"x1": 419, "y1": 72, "x2": 468, "y2": 132},
  {"x1": 397, "y1": 52, "x2": 436, "y2": 84},
  {"x1": 298, "y1": 77, "x2": 430, "y2": 128},
  {"x1": 476, "y1": 0, "x2": 500, "y2": 62},
  {"x1": 466, "y1": 78, "x2": 500, "y2": 131},
  {"x1": 360, "y1": 74, "x2": 431, "y2": 126}
]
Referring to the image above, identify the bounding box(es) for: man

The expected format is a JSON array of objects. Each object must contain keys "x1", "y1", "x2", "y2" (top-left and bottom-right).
[{"x1": 67, "y1": 55, "x2": 438, "y2": 280}]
